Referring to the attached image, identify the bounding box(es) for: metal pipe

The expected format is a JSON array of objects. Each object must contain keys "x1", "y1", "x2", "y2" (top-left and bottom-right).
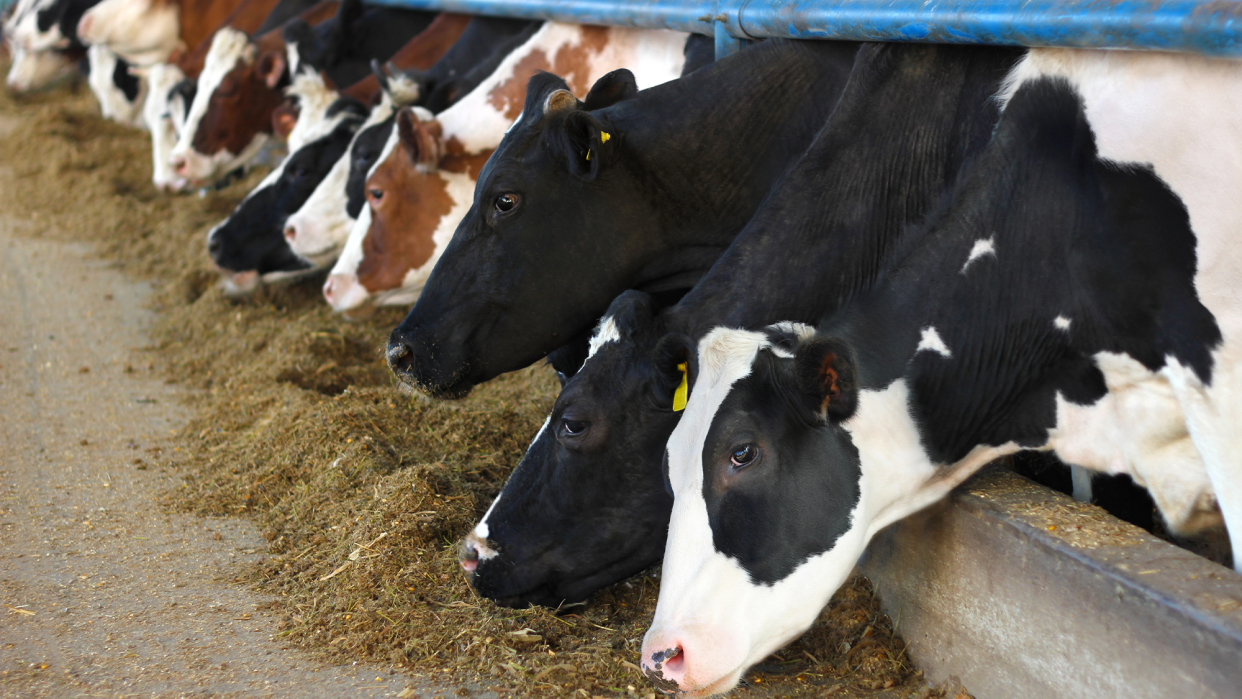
[{"x1": 368, "y1": 0, "x2": 1242, "y2": 56}]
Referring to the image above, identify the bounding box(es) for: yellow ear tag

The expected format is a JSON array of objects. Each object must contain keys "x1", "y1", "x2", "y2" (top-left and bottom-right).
[
  {"x1": 585, "y1": 149, "x2": 591, "y2": 161},
  {"x1": 673, "y1": 362, "x2": 689, "y2": 412},
  {"x1": 600, "y1": 131, "x2": 611, "y2": 143}
]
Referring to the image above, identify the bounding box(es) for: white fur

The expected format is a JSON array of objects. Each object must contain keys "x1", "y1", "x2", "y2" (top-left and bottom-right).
[
  {"x1": 4, "y1": 44, "x2": 74, "y2": 92},
  {"x1": 87, "y1": 45, "x2": 147, "y2": 127},
  {"x1": 285, "y1": 76, "x2": 421, "y2": 264},
  {"x1": 1002, "y1": 48, "x2": 1242, "y2": 569},
  {"x1": 1054, "y1": 315, "x2": 1072, "y2": 331},
  {"x1": 141, "y1": 62, "x2": 188, "y2": 191},
  {"x1": 170, "y1": 28, "x2": 266, "y2": 184},
  {"x1": 916, "y1": 326, "x2": 952, "y2": 358},
  {"x1": 76, "y1": 0, "x2": 180, "y2": 67},
  {"x1": 586, "y1": 317, "x2": 622, "y2": 359},
  {"x1": 960, "y1": 236, "x2": 995, "y2": 273}
]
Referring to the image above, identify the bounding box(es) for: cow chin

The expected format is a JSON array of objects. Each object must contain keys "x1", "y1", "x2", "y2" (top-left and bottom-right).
[{"x1": 471, "y1": 550, "x2": 659, "y2": 610}]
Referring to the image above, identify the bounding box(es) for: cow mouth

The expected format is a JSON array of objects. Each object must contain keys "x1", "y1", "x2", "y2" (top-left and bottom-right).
[{"x1": 471, "y1": 551, "x2": 661, "y2": 610}]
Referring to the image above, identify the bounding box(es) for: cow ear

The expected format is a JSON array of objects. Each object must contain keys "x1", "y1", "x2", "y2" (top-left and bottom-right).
[
  {"x1": 582, "y1": 69, "x2": 637, "y2": 111},
  {"x1": 395, "y1": 107, "x2": 442, "y2": 167},
  {"x1": 552, "y1": 110, "x2": 614, "y2": 180},
  {"x1": 272, "y1": 100, "x2": 299, "y2": 141},
  {"x1": 256, "y1": 50, "x2": 286, "y2": 89},
  {"x1": 793, "y1": 337, "x2": 858, "y2": 423},
  {"x1": 650, "y1": 333, "x2": 694, "y2": 411}
]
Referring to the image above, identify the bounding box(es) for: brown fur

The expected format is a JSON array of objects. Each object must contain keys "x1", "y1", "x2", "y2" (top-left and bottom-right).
[
  {"x1": 340, "y1": 13, "x2": 471, "y2": 105},
  {"x1": 486, "y1": 25, "x2": 608, "y2": 121},
  {"x1": 356, "y1": 113, "x2": 454, "y2": 293}
]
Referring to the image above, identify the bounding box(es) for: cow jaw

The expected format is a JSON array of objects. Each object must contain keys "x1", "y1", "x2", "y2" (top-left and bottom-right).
[{"x1": 4, "y1": 46, "x2": 74, "y2": 93}]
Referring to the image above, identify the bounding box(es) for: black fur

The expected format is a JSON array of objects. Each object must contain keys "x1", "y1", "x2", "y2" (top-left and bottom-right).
[
  {"x1": 111, "y1": 53, "x2": 139, "y2": 102},
  {"x1": 283, "y1": 1, "x2": 435, "y2": 89},
  {"x1": 36, "y1": 0, "x2": 97, "y2": 48},
  {"x1": 343, "y1": 116, "x2": 394, "y2": 219},
  {"x1": 208, "y1": 105, "x2": 365, "y2": 274},
  {"x1": 388, "y1": 38, "x2": 862, "y2": 398}
]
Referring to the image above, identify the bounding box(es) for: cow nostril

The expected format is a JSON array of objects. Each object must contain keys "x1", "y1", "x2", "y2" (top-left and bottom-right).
[
  {"x1": 644, "y1": 645, "x2": 684, "y2": 693},
  {"x1": 171, "y1": 156, "x2": 187, "y2": 175},
  {"x1": 459, "y1": 541, "x2": 479, "y2": 572},
  {"x1": 283, "y1": 225, "x2": 297, "y2": 242},
  {"x1": 322, "y1": 276, "x2": 335, "y2": 300},
  {"x1": 207, "y1": 236, "x2": 221, "y2": 255},
  {"x1": 386, "y1": 341, "x2": 414, "y2": 372}
]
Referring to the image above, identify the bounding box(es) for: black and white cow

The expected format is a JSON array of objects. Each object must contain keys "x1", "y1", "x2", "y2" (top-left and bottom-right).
[
  {"x1": 206, "y1": 69, "x2": 366, "y2": 291},
  {"x1": 385, "y1": 38, "x2": 862, "y2": 397},
  {"x1": 457, "y1": 43, "x2": 1023, "y2": 607},
  {"x1": 642, "y1": 49, "x2": 1242, "y2": 697},
  {"x1": 4, "y1": 0, "x2": 98, "y2": 92}
]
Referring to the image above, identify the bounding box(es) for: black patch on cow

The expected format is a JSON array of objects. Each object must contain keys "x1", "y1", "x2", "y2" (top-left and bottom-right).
[
  {"x1": 326, "y1": 94, "x2": 366, "y2": 120},
  {"x1": 167, "y1": 78, "x2": 196, "y2": 120},
  {"x1": 35, "y1": 0, "x2": 96, "y2": 47},
  {"x1": 344, "y1": 116, "x2": 393, "y2": 218},
  {"x1": 700, "y1": 350, "x2": 862, "y2": 585},
  {"x1": 112, "y1": 54, "x2": 139, "y2": 102},
  {"x1": 286, "y1": 0, "x2": 435, "y2": 90},
  {"x1": 208, "y1": 115, "x2": 362, "y2": 274}
]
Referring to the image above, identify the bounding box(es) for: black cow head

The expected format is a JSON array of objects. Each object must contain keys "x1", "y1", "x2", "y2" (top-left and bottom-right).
[
  {"x1": 207, "y1": 99, "x2": 366, "y2": 277},
  {"x1": 386, "y1": 69, "x2": 645, "y2": 398},
  {"x1": 460, "y1": 290, "x2": 689, "y2": 606}
]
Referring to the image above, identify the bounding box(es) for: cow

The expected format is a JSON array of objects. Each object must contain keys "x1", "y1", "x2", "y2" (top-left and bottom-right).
[
  {"x1": 282, "y1": 17, "x2": 541, "y2": 267},
  {"x1": 76, "y1": 0, "x2": 253, "y2": 67},
  {"x1": 322, "y1": 22, "x2": 694, "y2": 312},
  {"x1": 4, "y1": 0, "x2": 96, "y2": 92},
  {"x1": 86, "y1": 44, "x2": 145, "y2": 125},
  {"x1": 168, "y1": 0, "x2": 432, "y2": 185},
  {"x1": 205, "y1": 69, "x2": 366, "y2": 291},
  {"x1": 641, "y1": 49, "x2": 1242, "y2": 697},
  {"x1": 455, "y1": 43, "x2": 1022, "y2": 608},
  {"x1": 383, "y1": 37, "x2": 862, "y2": 398}
]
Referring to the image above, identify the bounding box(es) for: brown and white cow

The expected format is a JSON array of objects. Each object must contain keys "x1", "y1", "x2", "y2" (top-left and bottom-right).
[{"x1": 322, "y1": 22, "x2": 689, "y2": 312}]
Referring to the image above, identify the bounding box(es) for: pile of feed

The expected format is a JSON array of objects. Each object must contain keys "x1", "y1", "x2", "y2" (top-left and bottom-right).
[{"x1": 0, "y1": 70, "x2": 966, "y2": 698}]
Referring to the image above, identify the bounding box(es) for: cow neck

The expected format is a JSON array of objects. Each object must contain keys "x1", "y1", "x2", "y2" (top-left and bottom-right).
[
  {"x1": 615, "y1": 39, "x2": 863, "y2": 299},
  {"x1": 179, "y1": 0, "x2": 248, "y2": 55},
  {"x1": 668, "y1": 44, "x2": 1024, "y2": 342}
]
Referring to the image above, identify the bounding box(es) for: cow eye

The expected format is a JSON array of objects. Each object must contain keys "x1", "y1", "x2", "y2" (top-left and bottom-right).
[
  {"x1": 368, "y1": 188, "x2": 384, "y2": 201},
  {"x1": 729, "y1": 444, "x2": 758, "y2": 469},
  {"x1": 494, "y1": 193, "x2": 519, "y2": 213},
  {"x1": 561, "y1": 418, "x2": 588, "y2": 437}
]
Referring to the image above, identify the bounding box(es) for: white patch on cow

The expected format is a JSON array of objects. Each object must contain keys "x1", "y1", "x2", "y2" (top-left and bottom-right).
[
  {"x1": 142, "y1": 62, "x2": 187, "y2": 191},
  {"x1": 763, "y1": 321, "x2": 816, "y2": 359},
  {"x1": 1054, "y1": 315, "x2": 1072, "y2": 331},
  {"x1": 960, "y1": 236, "x2": 995, "y2": 273},
  {"x1": 171, "y1": 28, "x2": 262, "y2": 184},
  {"x1": 282, "y1": 71, "x2": 344, "y2": 150},
  {"x1": 586, "y1": 317, "x2": 622, "y2": 360},
  {"x1": 1002, "y1": 49, "x2": 1242, "y2": 571},
  {"x1": 76, "y1": 0, "x2": 180, "y2": 67},
  {"x1": 916, "y1": 327, "x2": 952, "y2": 358},
  {"x1": 6, "y1": 0, "x2": 70, "y2": 53},
  {"x1": 646, "y1": 328, "x2": 1013, "y2": 696},
  {"x1": 88, "y1": 45, "x2": 147, "y2": 127},
  {"x1": 3, "y1": 44, "x2": 74, "y2": 92}
]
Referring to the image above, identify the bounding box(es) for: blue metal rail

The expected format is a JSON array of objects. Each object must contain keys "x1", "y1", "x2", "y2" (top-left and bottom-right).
[{"x1": 369, "y1": 0, "x2": 1242, "y2": 57}]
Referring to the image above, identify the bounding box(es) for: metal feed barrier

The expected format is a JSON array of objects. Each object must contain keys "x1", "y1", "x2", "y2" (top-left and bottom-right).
[
  {"x1": 358, "y1": 1, "x2": 1242, "y2": 697},
  {"x1": 368, "y1": 0, "x2": 1242, "y2": 57}
]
